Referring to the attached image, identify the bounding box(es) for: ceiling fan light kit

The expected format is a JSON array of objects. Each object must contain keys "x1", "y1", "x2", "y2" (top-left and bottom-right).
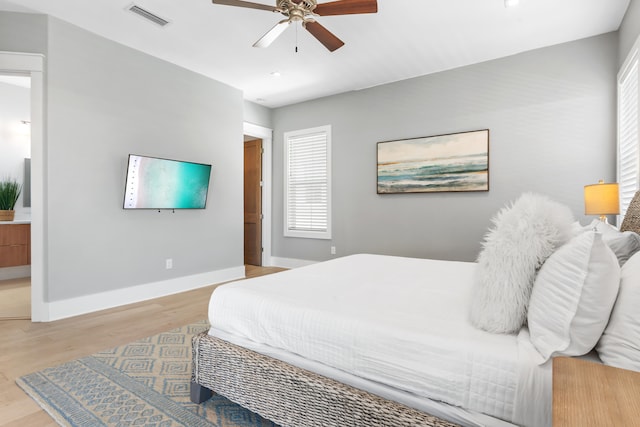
[{"x1": 211, "y1": 0, "x2": 378, "y2": 52}]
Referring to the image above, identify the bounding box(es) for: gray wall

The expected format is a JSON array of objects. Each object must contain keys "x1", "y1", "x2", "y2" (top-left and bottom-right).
[
  {"x1": 0, "y1": 11, "x2": 47, "y2": 54},
  {"x1": 244, "y1": 100, "x2": 272, "y2": 129},
  {"x1": 619, "y1": 0, "x2": 640, "y2": 65},
  {"x1": 272, "y1": 33, "x2": 618, "y2": 263},
  {"x1": 2, "y1": 13, "x2": 245, "y2": 302}
]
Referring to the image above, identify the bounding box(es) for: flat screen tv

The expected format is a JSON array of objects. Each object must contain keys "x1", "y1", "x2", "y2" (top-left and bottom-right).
[{"x1": 123, "y1": 154, "x2": 212, "y2": 210}]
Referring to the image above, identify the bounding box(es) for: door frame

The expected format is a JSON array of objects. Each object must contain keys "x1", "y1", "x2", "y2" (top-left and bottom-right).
[
  {"x1": 243, "y1": 122, "x2": 272, "y2": 266},
  {"x1": 0, "y1": 51, "x2": 46, "y2": 321}
]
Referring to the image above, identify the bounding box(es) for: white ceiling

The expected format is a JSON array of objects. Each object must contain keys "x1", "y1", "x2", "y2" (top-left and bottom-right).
[{"x1": 0, "y1": 0, "x2": 631, "y2": 108}]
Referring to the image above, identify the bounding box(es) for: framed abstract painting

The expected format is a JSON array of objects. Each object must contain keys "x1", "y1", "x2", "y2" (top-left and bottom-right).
[{"x1": 377, "y1": 129, "x2": 489, "y2": 194}]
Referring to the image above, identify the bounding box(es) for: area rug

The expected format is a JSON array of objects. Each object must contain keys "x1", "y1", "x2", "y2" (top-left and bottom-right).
[{"x1": 16, "y1": 320, "x2": 277, "y2": 427}]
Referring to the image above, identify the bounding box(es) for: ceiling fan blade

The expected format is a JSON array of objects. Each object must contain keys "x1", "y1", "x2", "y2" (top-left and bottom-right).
[
  {"x1": 253, "y1": 21, "x2": 291, "y2": 48},
  {"x1": 314, "y1": 0, "x2": 377, "y2": 16},
  {"x1": 211, "y1": 0, "x2": 278, "y2": 12},
  {"x1": 304, "y1": 21, "x2": 345, "y2": 52}
]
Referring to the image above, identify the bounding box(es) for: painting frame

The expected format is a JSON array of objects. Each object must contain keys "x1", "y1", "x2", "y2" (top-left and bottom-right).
[{"x1": 377, "y1": 129, "x2": 490, "y2": 194}]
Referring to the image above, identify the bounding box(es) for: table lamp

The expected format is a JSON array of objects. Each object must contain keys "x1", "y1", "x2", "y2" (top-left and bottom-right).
[{"x1": 584, "y1": 180, "x2": 620, "y2": 223}]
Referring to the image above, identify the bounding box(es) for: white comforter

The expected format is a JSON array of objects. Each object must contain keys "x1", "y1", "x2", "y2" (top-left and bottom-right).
[{"x1": 208, "y1": 254, "x2": 550, "y2": 427}]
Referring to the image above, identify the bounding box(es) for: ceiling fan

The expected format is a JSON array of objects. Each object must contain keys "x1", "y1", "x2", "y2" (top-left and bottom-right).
[{"x1": 211, "y1": 0, "x2": 378, "y2": 52}]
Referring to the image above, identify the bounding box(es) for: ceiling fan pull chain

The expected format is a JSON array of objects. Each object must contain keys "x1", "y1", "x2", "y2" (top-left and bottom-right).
[{"x1": 295, "y1": 22, "x2": 299, "y2": 53}]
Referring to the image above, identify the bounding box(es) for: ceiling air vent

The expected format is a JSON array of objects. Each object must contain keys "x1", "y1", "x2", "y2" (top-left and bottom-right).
[{"x1": 127, "y1": 4, "x2": 171, "y2": 27}]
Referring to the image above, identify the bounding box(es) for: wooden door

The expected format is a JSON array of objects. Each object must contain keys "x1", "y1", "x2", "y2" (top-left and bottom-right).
[{"x1": 244, "y1": 139, "x2": 262, "y2": 266}]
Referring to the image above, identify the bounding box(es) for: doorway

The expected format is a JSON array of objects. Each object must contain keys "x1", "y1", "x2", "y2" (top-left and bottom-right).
[
  {"x1": 0, "y1": 52, "x2": 45, "y2": 321},
  {"x1": 243, "y1": 122, "x2": 272, "y2": 267},
  {"x1": 0, "y1": 73, "x2": 31, "y2": 320},
  {"x1": 244, "y1": 137, "x2": 262, "y2": 266}
]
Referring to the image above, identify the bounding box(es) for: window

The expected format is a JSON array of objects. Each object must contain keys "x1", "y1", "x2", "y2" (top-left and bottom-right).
[
  {"x1": 618, "y1": 43, "x2": 640, "y2": 221},
  {"x1": 284, "y1": 125, "x2": 331, "y2": 239}
]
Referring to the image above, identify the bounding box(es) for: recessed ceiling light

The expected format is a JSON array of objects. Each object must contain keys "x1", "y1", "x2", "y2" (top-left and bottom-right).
[
  {"x1": 504, "y1": 0, "x2": 520, "y2": 7},
  {"x1": 270, "y1": 71, "x2": 282, "y2": 77}
]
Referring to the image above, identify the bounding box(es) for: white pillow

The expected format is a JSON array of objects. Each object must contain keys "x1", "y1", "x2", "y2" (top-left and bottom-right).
[
  {"x1": 596, "y1": 251, "x2": 640, "y2": 371},
  {"x1": 528, "y1": 231, "x2": 620, "y2": 362},
  {"x1": 469, "y1": 193, "x2": 576, "y2": 334},
  {"x1": 586, "y1": 220, "x2": 640, "y2": 266}
]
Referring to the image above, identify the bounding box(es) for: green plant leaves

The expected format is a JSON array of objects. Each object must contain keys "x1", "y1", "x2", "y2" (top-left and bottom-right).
[{"x1": 0, "y1": 178, "x2": 22, "y2": 210}]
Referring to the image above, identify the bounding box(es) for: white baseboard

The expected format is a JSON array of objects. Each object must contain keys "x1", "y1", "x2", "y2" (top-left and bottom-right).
[
  {"x1": 269, "y1": 257, "x2": 317, "y2": 269},
  {"x1": 46, "y1": 266, "x2": 245, "y2": 322},
  {"x1": 0, "y1": 265, "x2": 31, "y2": 281}
]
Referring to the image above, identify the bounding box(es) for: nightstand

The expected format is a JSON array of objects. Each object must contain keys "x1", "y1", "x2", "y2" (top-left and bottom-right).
[{"x1": 553, "y1": 356, "x2": 640, "y2": 426}]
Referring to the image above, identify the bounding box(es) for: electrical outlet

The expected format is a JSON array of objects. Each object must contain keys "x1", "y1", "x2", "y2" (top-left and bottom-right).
[
  {"x1": 330, "y1": 246, "x2": 336, "y2": 255},
  {"x1": 165, "y1": 258, "x2": 173, "y2": 269}
]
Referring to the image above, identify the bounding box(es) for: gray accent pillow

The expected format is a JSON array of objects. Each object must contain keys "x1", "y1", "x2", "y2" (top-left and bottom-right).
[{"x1": 587, "y1": 220, "x2": 640, "y2": 266}]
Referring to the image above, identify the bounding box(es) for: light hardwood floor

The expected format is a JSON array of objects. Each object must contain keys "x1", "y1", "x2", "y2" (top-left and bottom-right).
[
  {"x1": 0, "y1": 278, "x2": 30, "y2": 320},
  {"x1": 0, "y1": 265, "x2": 286, "y2": 427}
]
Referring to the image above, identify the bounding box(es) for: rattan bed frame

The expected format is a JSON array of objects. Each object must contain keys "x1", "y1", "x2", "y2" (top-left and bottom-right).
[{"x1": 191, "y1": 332, "x2": 460, "y2": 427}]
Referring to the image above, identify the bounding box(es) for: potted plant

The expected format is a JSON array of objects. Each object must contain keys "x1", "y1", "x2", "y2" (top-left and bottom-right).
[{"x1": 0, "y1": 178, "x2": 22, "y2": 221}]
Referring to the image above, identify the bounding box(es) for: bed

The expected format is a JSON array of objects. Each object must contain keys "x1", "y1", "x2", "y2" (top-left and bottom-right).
[{"x1": 191, "y1": 192, "x2": 640, "y2": 427}]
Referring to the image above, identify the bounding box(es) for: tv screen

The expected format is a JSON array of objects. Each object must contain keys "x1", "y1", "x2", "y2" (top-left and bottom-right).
[{"x1": 123, "y1": 154, "x2": 212, "y2": 209}]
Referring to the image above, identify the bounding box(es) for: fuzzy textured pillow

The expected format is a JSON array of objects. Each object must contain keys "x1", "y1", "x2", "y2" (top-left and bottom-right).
[{"x1": 469, "y1": 193, "x2": 575, "y2": 333}]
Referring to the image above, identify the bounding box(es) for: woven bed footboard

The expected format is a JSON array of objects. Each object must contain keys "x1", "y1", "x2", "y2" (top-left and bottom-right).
[{"x1": 191, "y1": 332, "x2": 460, "y2": 427}]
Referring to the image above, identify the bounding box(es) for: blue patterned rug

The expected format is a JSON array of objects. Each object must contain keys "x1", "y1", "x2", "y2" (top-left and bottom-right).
[{"x1": 16, "y1": 320, "x2": 277, "y2": 427}]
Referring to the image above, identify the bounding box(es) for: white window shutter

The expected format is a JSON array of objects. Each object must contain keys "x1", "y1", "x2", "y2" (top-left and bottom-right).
[
  {"x1": 618, "y1": 49, "x2": 640, "y2": 222},
  {"x1": 284, "y1": 126, "x2": 332, "y2": 239}
]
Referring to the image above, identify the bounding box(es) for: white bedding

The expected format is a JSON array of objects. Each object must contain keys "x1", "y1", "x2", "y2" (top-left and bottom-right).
[{"x1": 208, "y1": 254, "x2": 551, "y2": 427}]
